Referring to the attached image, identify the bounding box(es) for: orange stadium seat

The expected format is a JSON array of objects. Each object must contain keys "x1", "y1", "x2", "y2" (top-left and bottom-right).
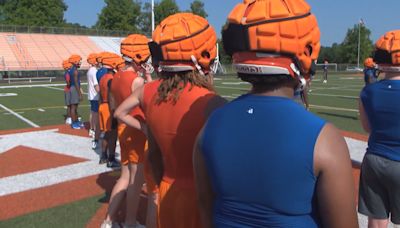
[{"x1": 0, "y1": 33, "x2": 124, "y2": 71}]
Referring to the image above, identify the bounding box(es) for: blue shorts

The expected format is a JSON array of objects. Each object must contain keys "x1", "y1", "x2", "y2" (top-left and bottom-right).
[{"x1": 90, "y1": 100, "x2": 99, "y2": 113}]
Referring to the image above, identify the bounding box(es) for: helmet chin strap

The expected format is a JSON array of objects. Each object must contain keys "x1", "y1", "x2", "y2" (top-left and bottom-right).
[
  {"x1": 191, "y1": 55, "x2": 205, "y2": 76},
  {"x1": 290, "y1": 63, "x2": 306, "y2": 92}
]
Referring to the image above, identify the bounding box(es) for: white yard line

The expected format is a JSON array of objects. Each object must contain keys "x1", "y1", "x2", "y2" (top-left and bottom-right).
[
  {"x1": 310, "y1": 104, "x2": 358, "y2": 112},
  {"x1": 0, "y1": 82, "x2": 88, "y2": 89},
  {"x1": 44, "y1": 86, "x2": 88, "y2": 95},
  {"x1": 309, "y1": 93, "x2": 358, "y2": 99},
  {"x1": 0, "y1": 104, "x2": 39, "y2": 128}
]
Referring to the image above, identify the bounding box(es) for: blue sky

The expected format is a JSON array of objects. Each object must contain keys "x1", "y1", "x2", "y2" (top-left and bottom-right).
[{"x1": 64, "y1": 0, "x2": 400, "y2": 47}]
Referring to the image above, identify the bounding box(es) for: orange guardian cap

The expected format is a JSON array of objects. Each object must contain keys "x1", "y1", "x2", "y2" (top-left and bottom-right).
[
  {"x1": 121, "y1": 34, "x2": 151, "y2": 64},
  {"x1": 364, "y1": 57, "x2": 375, "y2": 68},
  {"x1": 62, "y1": 60, "x2": 72, "y2": 70},
  {"x1": 101, "y1": 53, "x2": 125, "y2": 71},
  {"x1": 222, "y1": 0, "x2": 321, "y2": 81},
  {"x1": 374, "y1": 30, "x2": 400, "y2": 72},
  {"x1": 87, "y1": 53, "x2": 99, "y2": 65},
  {"x1": 149, "y1": 13, "x2": 217, "y2": 75},
  {"x1": 68, "y1": 54, "x2": 82, "y2": 66}
]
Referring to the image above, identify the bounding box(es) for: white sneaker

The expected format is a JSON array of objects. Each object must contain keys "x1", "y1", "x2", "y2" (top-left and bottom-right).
[
  {"x1": 89, "y1": 129, "x2": 95, "y2": 137},
  {"x1": 65, "y1": 117, "x2": 72, "y2": 125},
  {"x1": 100, "y1": 220, "x2": 112, "y2": 228},
  {"x1": 92, "y1": 140, "x2": 98, "y2": 150},
  {"x1": 323, "y1": 80, "x2": 327, "y2": 83}
]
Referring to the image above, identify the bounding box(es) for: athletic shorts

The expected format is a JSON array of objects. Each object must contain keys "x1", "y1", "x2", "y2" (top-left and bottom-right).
[
  {"x1": 118, "y1": 123, "x2": 147, "y2": 165},
  {"x1": 158, "y1": 180, "x2": 201, "y2": 228},
  {"x1": 358, "y1": 153, "x2": 400, "y2": 224},
  {"x1": 64, "y1": 91, "x2": 71, "y2": 106},
  {"x1": 99, "y1": 103, "x2": 117, "y2": 132},
  {"x1": 90, "y1": 100, "x2": 99, "y2": 113},
  {"x1": 69, "y1": 86, "x2": 80, "y2": 105}
]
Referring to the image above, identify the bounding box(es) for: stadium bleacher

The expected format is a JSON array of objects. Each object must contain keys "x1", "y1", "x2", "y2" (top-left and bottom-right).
[{"x1": 0, "y1": 33, "x2": 123, "y2": 71}]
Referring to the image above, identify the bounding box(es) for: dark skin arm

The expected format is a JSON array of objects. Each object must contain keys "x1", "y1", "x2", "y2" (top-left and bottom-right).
[
  {"x1": 358, "y1": 99, "x2": 371, "y2": 133},
  {"x1": 107, "y1": 79, "x2": 115, "y2": 114},
  {"x1": 74, "y1": 69, "x2": 82, "y2": 101},
  {"x1": 314, "y1": 123, "x2": 359, "y2": 228},
  {"x1": 193, "y1": 128, "x2": 214, "y2": 228},
  {"x1": 147, "y1": 127, "x2": 164, "y2": 185},
  {"x1": 193, "y1": 95, "x2": 226, "y2": 228}
]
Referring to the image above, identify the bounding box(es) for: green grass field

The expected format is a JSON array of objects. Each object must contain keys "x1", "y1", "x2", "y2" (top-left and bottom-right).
[
  {"x1": 0, "y1": 72, "x2": 366, "y2": 134},
  {"x1": 0, "y1": 72, "x2": 366, "y2": 226}
]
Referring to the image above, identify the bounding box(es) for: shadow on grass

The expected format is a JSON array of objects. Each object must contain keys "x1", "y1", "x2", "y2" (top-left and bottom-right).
[{"x1": 317, "y1": 111, "x2": 358, "y2": 120}]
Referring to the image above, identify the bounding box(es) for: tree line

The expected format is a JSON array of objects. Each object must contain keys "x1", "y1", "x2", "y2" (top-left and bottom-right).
[
  {"x1": 0, "y1": 0, "x2": 207, "y2": 35},
  {"x1": 0, "y1": 0, "x2": 374, "y2": 64}
]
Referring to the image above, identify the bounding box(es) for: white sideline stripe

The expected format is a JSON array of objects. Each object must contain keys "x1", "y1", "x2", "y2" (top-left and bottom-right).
[
  {"x1": 4, "y1": 112, "x2": 24, "y2": 115},
  {"x1": 0, "y1": 161, "x2": 112, "y2": 197},
  {"x1": 0, "y1": 104, "x2": 39, "y2": 128},
  {"x1": 0, "y1": 82, "x2": 88, "y2": 89},
  {"x1": 44, "y1": 86, "x2": 88, "y2": 95},
  {"x1": 310, "y1": 93, "x2": 358, "y2": 99},
  {"x1": 216, "y1": 86, "x2": 250, "y2": 90},
  {"x1": 310, "y1": 104, "x2": 358, "y2": 112}
]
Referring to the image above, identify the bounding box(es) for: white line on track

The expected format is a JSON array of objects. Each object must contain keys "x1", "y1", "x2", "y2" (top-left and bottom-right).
[{"x1": 0, "y1": 104, "x2": 40, "y2": 128}]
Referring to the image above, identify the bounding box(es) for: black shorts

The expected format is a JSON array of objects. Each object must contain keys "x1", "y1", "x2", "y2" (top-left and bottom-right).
[{"x1": 358, "y1": 153, "x2": 400, "y2": 224}]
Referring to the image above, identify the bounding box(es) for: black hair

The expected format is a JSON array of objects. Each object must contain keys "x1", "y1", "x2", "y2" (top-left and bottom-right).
[{"x1": 238, "y1": 73, "x2": 299, "y2": 94}]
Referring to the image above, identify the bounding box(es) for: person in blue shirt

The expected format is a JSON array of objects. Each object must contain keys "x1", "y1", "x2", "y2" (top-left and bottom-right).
[
  {"x1": 363, "y1": 57, "x2": 379, "y2": 85},
  {"x1": 67, "y1": 54, "x2": 83, "y2": 129},
  {"x1": 358, "y1": 30, "x2": 400, "y2": 227},
  {"x1": 193, "y1": 1, "x2": 358, "y2": 227}
]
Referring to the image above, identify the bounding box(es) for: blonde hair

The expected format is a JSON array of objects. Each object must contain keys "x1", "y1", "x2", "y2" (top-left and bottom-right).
[{"x1": 156, "y1": 71, "x2": 214, "y2": 104}]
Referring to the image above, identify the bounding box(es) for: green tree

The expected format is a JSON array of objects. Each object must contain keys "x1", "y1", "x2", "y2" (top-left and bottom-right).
[
  {"x1": 190, "y1": 0, "x2": 207, "y2": 18},
  {"x1": 137, "y1": 2, "x2": 152, "y2": 37},
  {"x1": 154, "y1": 0, "x2": 179, "y2": 26},
  {"x1": 340, "y1": 24, "x2": 374, "y2": 64},
  {"x1": 96, "y1": 0, "x2": 141, "y2": 32},
  {"x1": 217, "y1": 39, "x2": 231, "y2": 64},
  {"x1": 0, "y1": 0, "x2": 67, "y2": 26},
  {"x1": 318, "y1": 43, "x2": 344, "y2": 63}
]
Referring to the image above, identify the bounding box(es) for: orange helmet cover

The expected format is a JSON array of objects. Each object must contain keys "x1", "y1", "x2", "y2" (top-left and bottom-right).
[
  {"x1": 152, "y1": 12, "x2": 217, "y2": 71},
  {"x1": 101, "y1": 53, "x2": 125, "y2": 70},
  {"x1": 68, "y1": 54, "x2": 82, "y2": 65},
  {"x1": 121, "y1": 34, "x2": 151, "y2": 64},
  {"x1": 374, "y1": 30, "x2": 400, "y2": 66},
  {"x1": 224, "y1": 0, "x2": 320, "y2": 77},
  {"x1": 364, "y1": 57, "x2": 375, "y2": 68},
  {"x1": 62, "y1": 60, "x2": 72, "y2": 70},
  {"x1": 87, "y1": 53, "x2": 99, "y2": 65}
]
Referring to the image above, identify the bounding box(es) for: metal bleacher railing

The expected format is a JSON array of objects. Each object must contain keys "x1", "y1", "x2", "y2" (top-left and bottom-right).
[{"x1": 0, "y1": 24, "x2": 134, "y2": 37}]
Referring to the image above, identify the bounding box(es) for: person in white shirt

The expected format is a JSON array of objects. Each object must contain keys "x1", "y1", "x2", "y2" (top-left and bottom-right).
[{"x1": 87, "y1": 53, "x2": 100, "y2": 149}]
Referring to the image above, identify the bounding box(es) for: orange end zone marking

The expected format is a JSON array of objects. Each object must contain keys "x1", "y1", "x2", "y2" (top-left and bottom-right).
[
  {"x1": 0, "y1": 171, "x2": 118, "y2": 220},
  {"x1": 0, "y1": 146, "x2": 87, "y2": 178}
]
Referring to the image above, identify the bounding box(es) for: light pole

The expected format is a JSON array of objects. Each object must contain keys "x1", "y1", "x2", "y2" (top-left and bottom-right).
[
  {"x1": 357, "y1": 19, "x2": 364, "y2": 69},
  {"x1": 151, "y1": 0, "x2": 155, "y2": 32}
]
